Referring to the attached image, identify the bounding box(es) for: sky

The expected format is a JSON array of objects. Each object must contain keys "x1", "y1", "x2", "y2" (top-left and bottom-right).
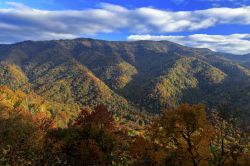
[{"x1": 0, "y1": 0, "x2": 250, "y2": 54}]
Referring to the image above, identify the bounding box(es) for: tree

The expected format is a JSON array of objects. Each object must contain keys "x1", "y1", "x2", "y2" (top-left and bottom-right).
[
  {"x1": 43, "y1": 104, "x2": 128, "y2": 165},
  {"x1": 208, "y1": 106, "x2": 250, "y2": 166},
  {"x1": 74, "y1": 104, "x2": 114, "y2": 131},
  {"x1": 130, "y1": 136, "x2": 168, "y2": 166},
  {"x1": 0, "y1": 107, "x2": 54, "y2": 165},
  {"x1": 149, "y1": 104, "x2": 213, "y2": 166}
]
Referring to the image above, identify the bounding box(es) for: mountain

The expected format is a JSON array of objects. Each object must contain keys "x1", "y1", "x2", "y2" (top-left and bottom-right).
[
  {"x1": 219, "y1": 53, "x2": 250, "y2": 69},
  {"x1": 0, "y1": 38, "x2": 249, "y2": 125}
]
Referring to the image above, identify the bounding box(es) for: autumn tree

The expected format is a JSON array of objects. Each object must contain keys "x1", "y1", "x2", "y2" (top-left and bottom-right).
[
  {"x1": 208, "y1": 105, "x2": 250, "y2": 166},
  {"x1": 74, "y1": 104, "x2": 114, "y2": 130},
  {"x1": 43, "y1": 104, "x2": 130, "y2": 165},
  {"x1": 129, "y1": 136, "x2": 168, "y2": 166},
  {"x1": 0, "y1": 107, "x2": 54, "y2": 165},
  {"x1": 148, "y1": 104, "x2": 213, "y2": 166}
]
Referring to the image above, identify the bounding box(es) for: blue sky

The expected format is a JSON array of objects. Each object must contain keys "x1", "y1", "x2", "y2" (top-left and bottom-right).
[{"x1": 0, "y1": 0, "x2": 250, "y2": 54}]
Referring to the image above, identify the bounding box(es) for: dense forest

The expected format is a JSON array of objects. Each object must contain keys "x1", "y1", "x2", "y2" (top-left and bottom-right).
[
  {"x1": 0, "y1": 39, "x2": 249, "y2": 165},
  {"x1": 0, "y1": 102, "x2": 249, "y2": 165}
]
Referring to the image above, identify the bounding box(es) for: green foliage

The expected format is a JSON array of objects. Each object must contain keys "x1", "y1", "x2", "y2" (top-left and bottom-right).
[
  {"x1": 100, "y1": 61, "x2": 138, "y2": 90},
  {"x1": 0, "y1": 38, "x2": 249, "y2": 126},
  {"x1": 144, "y1": 57, "x2": 226, "y2": 112},
  {"x1": 0, "y1": 62, "x2": 31, "y2": 92}
]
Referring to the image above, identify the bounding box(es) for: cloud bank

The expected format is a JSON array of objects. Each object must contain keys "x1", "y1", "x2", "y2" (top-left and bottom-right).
[
  {"x1": 1, "y1": 3, "x2": 250, "y2": 41},
  {"x1": 128, "y1": 34, "x2": 250, "y2": 55},
  {"x1": 0, "y1": 2, "x2": 250, "y2": 54}
]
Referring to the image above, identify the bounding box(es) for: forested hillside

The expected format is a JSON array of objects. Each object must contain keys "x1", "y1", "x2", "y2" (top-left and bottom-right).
[
  {"x1": 0, "y1": 39, "x2": 249, "y2": 120},
  {"x1": 0, "y1": 38, "x2": 250, "y2": 165},
  {"x1": 220, "y1": 53, "x2": 250, "y2": 69}
]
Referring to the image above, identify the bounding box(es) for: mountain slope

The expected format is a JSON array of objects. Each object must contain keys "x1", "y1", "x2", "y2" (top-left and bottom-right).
[
  {"x1": 0, "y1": 41, "x2": 147, "y2": 127},
  {"x1": 142, "y1": 57, "x2": 227, "y2": 112},
  {"x1": 219, "y1": 53, "x2": 250, "y2": 69},
  {"x1": 0, "y1": 38, "x2": 249, "y2": 122}
]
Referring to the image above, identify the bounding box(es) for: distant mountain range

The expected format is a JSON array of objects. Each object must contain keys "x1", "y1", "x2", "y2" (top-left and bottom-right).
[
  {"x1": 220, "y1": 53, "x2": 250, "y2": 69},
  {"x1": 0, "y1": 38, "x2": 249, "y2": 125}
]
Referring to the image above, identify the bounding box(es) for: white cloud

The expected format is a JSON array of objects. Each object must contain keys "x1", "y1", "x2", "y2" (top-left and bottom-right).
[
  {"x1": 127, "y1": 34, "x2": 250, "y2": 55},
  {"x1": 0, "y1": 2, "x2": 250, "y2": 44},
  {"x1": 5, "y1": 2, "x2": 32, "y2": 10}
]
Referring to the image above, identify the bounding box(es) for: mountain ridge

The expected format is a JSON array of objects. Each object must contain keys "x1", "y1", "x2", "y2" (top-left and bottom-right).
[{"x1": 0, "y1": 38, "x2": 249, "y2": 125}]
